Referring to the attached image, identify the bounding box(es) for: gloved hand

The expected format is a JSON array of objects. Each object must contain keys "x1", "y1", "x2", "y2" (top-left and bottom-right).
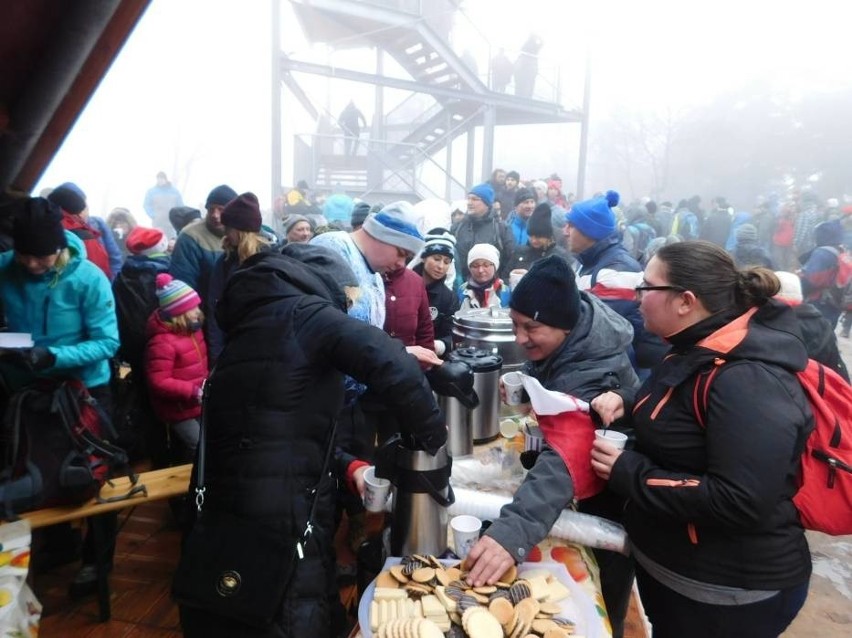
[{"x1": 24, "y1": 347, "x2": 56, "y2": 371}]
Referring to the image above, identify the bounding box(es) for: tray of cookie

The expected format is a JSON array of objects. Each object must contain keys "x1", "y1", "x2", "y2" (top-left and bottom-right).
[{"x1": 358, "y1": 554, "x2": 602, "y2": 638}]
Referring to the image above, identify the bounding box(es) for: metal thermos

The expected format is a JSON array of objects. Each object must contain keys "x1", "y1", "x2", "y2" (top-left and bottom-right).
[
  {"x1": 448, "y1": 347, "x2": 502, "y2": 443},
  {"x1": 376, "y1": 441, "x2": 454, "y2": 557},
  {"x1": 438, "y1": 393, "x2": 472, "y2": 457}
]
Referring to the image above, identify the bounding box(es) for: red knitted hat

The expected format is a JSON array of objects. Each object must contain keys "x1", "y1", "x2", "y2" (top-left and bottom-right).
[{"x1": 126, "y1": 226, "x2": 168, "y2": 256}]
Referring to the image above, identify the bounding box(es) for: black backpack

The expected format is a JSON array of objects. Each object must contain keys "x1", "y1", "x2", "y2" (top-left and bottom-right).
[
  {"x1": 113, "y1": 265, "x2": 161, "y2": 370},
  {"x1": 0, "y1": 379, "x2": 145, "y2": 517}
]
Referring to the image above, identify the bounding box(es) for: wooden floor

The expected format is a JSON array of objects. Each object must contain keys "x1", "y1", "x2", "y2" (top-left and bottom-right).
[{"x1": 33, "y1": 503, "x2": 648, "y2": 638}]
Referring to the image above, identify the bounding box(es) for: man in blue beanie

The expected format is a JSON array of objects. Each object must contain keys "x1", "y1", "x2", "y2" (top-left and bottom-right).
[
  {"x1": 170, "y1": 184, "x2": 237, "y2": 302},
  {"x1": 452, "y1": 182, "x2": 515, "y2": 280},
  {"x1": 565, "y1": 190, "x2": 668, "y2": 374}
]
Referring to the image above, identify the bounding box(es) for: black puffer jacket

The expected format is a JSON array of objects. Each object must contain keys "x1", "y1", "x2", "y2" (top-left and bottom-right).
[
  {"x1": 179, "y1": 251, "x2": 445, "y2": 637},
  {"x1": 610, "y1": 301, "x2": 813, "y2": 590},
  {"x1": 452, "y1": 210, "x2": 515, "y2": 279}
]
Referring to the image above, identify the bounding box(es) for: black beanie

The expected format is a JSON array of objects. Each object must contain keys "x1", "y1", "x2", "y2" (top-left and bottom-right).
[
  {"x1": 205, "y1": 184, "x2": 238, "y2": 209},
  {"x1": 13, "y1": 197, "x2": 68, "y2": 256},
  {"x1": 350, "y1": 201, "x2": 371, "y2": 228},
  {"x1": 510, "y1": 255, "x2": 580, "y2": 330},
  {"x1": 527, "y1": 203, "x2": 553, "y2": 238},
  {"x1": 514, "y1": 187, "x2": 537, "y2": 207},
  {"x1": 47, "y1": 184, "x2": 86, "y2": 214}
]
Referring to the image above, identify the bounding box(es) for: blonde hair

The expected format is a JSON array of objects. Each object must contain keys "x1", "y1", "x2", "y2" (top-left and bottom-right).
[
  {"x1": 228, "y1": 230, "x2": 271, "y2": 264},
  {"x1": 163, "y1": 309, "x2": 205, "y2": 336}
]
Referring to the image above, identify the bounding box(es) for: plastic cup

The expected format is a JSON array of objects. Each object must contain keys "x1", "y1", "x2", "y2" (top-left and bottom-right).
[
  {"x1": 499, "y1": 418, "x2": 520, "y2": 439},
  {"x1": 450, "y1": 514, "x2": 482, "y2": 559},
  {"x1": 595, "y1": 429, "x2": 628, "y2": 450},
  {"x1": 509, "y1": 269, "x2": 528, "y2": 290},
  {"x1": 362, "y1": 466, "x2": 390, "y2": 512},
  {"x1": 501, "y1": 371, "x2": 525, "y2": 406}
]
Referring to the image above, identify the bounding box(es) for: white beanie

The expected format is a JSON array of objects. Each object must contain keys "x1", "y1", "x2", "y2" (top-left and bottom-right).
[
  {"x1": 467, "y1": 243, "x2": 500, "y2": 270},
  {"x1": 774, "y1": 271, "x2": 803, "y2": 304}
]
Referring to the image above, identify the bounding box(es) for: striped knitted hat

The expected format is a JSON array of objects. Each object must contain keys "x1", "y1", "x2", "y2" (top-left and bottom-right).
[
  {"x1": 155, "y1": 273, "x2": 200, "y2": 318},
  {"x1": 422, "y1": 227, "x2": 456, "y2": 260}
]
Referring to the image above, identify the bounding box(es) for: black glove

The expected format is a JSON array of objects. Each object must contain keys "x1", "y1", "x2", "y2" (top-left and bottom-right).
[{"x1": 24, "y1": 347, "x2": 56, "y2": 371}]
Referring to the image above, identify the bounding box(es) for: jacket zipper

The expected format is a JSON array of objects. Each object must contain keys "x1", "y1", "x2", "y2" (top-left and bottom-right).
[
  {"x1": 43, "y1": 295, "x2": 49, "y2": 335},
  {"x1": 645, "y1": 478, "x2": 700, "y2": 488}
]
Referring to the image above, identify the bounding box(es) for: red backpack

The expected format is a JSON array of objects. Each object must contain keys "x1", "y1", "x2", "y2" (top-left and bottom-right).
[{"x1": 694, "y1": 358, "x2": 852, "y2": 535}]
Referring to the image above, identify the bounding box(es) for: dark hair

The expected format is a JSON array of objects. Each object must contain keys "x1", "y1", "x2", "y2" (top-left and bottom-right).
[{"x1": 655, "y1": 241, "x2": 780, "y2": 313}]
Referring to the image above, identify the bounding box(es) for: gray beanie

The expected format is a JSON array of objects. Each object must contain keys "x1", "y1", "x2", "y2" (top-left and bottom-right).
[
  {"x1": 362, "y1": 201, "x2": 424, "y2": 255},
  {"x1": 282, "y1": 214, "x2": 310, "y2": 235},
  {"x1": 735, "y1": 223, "x2": 758, "y2": 243}
]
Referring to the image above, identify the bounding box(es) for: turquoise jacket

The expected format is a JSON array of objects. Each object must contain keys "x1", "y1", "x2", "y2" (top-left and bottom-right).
[{"x1": 0, "y1": 231, "x2": 119, "y2": 389}]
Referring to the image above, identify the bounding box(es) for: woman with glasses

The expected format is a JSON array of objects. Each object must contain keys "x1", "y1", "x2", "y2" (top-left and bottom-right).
[
  {"x1": 458, "y1": 243, "x2": 510, "y2": 310},
  {"x1": 590, "y1": 240, "x2": 813, "y2": 638}
]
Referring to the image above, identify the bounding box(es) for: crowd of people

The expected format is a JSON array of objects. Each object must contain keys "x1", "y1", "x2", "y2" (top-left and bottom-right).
[{"x1": 1, "y1": 167, "x2": 849, "y2": 637}]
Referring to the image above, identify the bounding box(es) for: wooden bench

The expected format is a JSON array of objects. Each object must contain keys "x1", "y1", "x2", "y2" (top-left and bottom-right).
[{"x1": 16, "y1": 464, "x2": 192, "y2": 621}]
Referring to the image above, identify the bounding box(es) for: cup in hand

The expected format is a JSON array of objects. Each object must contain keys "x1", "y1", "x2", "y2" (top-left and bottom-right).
[
  {"x1": 362, "y1": 466, "x2": 390, "y2": 512},
  {"x1": 450, "y1": 514, "x2": 482, "y2": 559},
  {"x1": 594, "y1": 429, "x2": 628, "y2": 450},
  {"x1": 501, "y1": 371, "x2": 525, "y2": 406}
]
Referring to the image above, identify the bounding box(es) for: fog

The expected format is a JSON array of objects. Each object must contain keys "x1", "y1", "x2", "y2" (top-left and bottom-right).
[{"x1": 36, "y1": 0, "x2": 852, "y2": 220}]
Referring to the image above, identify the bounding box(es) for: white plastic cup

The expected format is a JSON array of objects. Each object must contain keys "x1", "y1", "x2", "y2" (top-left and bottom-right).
[
  {"x1": 450, "y1": 514, "x2": 482, "y2": 559},
  {"x1": 509, "y1": 269, "x2": 528, "y2": 290},
  {"x1": 362, "y1": 466, "x2": 390, "y2": 512},
  {"x1": 501, "y1": 371, "x2": 525, "y2": 406},
  {"x1": 594, "y1": 429, "x2": 628, "y2": 450}
]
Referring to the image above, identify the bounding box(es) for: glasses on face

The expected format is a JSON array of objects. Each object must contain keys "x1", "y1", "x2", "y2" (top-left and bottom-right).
[{"x1": 634, "y1": 281, "x2": 686, "y2": 297}]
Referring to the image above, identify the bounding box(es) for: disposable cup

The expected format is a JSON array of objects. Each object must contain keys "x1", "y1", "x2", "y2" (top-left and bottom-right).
[
  {"x1": 499, "y1": 418, "x2": 520, "y2": 439},
  {"x1": 594, "y1": 429, "x2": 628, "y2": 450},
  {"x1": 501, "y1": 371, "x2": 525, "y2": 406},
  {"x1": 362, "y1": 466, "x2": 390, "y2": 512},
  {"x1": 509, "y1": 269, "x2": 528, "y2": 290},
  {"x1": 450, "y1": 514, "x2": 482, "y2": 559}
]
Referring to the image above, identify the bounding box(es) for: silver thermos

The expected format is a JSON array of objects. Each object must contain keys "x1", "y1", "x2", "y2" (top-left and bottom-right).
[
  {"x1": 375, "y1": 440, "x2": 454, "y2": 557},
  {"x1": 438, "y1": 393, "x2": 472, "y2": 457},
  {"x1": 447, "y1": 347, "x2": 503, "y2": 443}
]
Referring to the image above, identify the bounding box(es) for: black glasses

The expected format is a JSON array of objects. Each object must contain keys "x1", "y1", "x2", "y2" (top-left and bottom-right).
[{"x1": 634, "y1": 284, "x2": 685, "y2": 295}]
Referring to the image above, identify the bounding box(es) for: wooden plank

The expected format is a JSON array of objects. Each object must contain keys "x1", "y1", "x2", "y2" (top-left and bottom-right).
[{"x1": 17, "y1": 464, "x2": 192, "y2": 529}]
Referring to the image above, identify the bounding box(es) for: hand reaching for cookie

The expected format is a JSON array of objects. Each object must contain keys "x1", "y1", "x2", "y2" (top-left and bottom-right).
[{"x1": 464, "y1": 536, "x2": 515, "y2": 588}]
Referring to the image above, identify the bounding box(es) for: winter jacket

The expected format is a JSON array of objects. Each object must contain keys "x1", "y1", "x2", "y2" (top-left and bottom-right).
[
  {"x1": 485, "y1": 293, "x2": 640, "y2": 562},
  {"x1": 732, "y1": 241, "x2": 774, "y2": 269},
  {"x1": 382, "y1": 267, "x2": 434, "y2": 349},
  {"x1": 113, "y1": 253, "x2": 171, "y2": 371},
  {"x1": 0, "y1": 231, "x2": 118, "y2": 390},
  {"x1": 699, "y1": 208, "x2": 732, "y2": 247},
  {"x1": 179, "y1": 251, "x2": 445, "y2": 636},
  {"x1": 610, "y1": 302, "x2": 813, "y2": 591},
  {"x1": 452, "y1": 210, "x2": 515, "y2": 280},
  {"x1": 412, "y1": 263, "x2": 459, "y2": 357},
  {"x1": 169, "y1": 219, "x2": 224, "y2": 300},
  {"x1": 505, "y1": 242, "x2": 571, "y2": 274},
  {"x1": 574, "y1": 235, "x2": 668, "y2": 370},
  {"x1": 144, "y1": 311, "x2": 207, "y2": 423},
  {"x1": 60, "y1": 211, "x2": 112, "y2": 280},
  {"x1": 506, "y1": 213, "x2": 530, "y2": 248},
  {"x1": 791, "y1": 301, "x2": 849, "y2": 381}
]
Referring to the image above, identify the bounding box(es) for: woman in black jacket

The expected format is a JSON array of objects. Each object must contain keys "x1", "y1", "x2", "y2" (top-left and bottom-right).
[
  {"x1": 412, "y1": 228, "x2": 460, "y2": 358},
  {"x1": 178, "y1": 246, "x2": 446, "y2": 638},
  {"x1": 591, "y1": 241, "x2": 812, "y2": 638}
]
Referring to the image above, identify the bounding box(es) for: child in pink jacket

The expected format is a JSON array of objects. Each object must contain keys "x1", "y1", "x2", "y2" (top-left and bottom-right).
[{"x1": 145, "y1": 273, "x2": 208, "y2": 462}]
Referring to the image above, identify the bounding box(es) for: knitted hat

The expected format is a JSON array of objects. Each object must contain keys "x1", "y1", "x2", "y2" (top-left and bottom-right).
[
  {"x1": 506, "y1": 170, "x2": 520, "y2": 181},
  {"x1": 350, "y1": 201, "x2": 371, "y2": 228},
  {"x1": 467, "y1": 243, "x2": 500, "y2": 270},
  {"x1": 47, "y1": 182, "x2": 86, "y2": 214},
  {"x1": 735, "y1": 223, "x2": 758, "y2": 244},
  {"x1": 155, "y1": 273, "x2": 201, "y2": 318},
  {"x1": 221, "y1": 192, "x2": 262, "y2": 232},
  {"x1": 527, "y1": 203, "x2": 554, "y2": 238},
  {"x1": 468, "y1": 183, "x2": 495, "y2": 207},
  {"x1": 126, "y1": 226, "x2": 169, "y2": 256},
  {"x1": 362, "y1": 201, "x2": 424, "y2": 254},
  {"x1": 774, "y1": 271, "x2": 803, "y2": 304},
  {"x1": 205, "y1": 184, "x2": 238, "y2": 209},
  {"x1": 422, "y1": 227, "x2": 456, "y2": 260},
  {"x1": 323, "y1": 194, "x2": 354, "y2": 224},
  {"x1": 514, "y1": 188, "x2": 537, "y2": 207},
  {"x1": 169, "y1": 206, "x2": 201, "y2": 233},
  {"x1": 12, "y1": 197, "x2": 68, "y2": 256},
  {"x1": 510, "y1": 255, "x2": 580, "y2": 330},
  {"x1": 565, "y1": 190, "x2": 619, "y2": 240},
  {"x1": 282, "y1": 214, "x2": 310, "y2": 236}
]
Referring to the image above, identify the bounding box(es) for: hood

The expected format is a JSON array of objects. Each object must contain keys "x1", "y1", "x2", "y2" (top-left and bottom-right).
[
  {"x1": 215, "y1": 251, "x2": 347, "y2": 333},
  {"x1": 563, "y1": 292, "x2": 634, "y2": 360}
]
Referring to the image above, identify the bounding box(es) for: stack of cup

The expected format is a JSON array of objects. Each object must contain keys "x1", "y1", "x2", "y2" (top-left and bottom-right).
[{"x1": 524, "y1": 425, "x2": 544, "y2": 452}]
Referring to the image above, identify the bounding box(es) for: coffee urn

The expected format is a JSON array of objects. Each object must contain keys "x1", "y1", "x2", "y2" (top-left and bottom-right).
[
  {"x1": 374, "y1": 438, "x2": 455, "y2": 557},
  {"x1": 447, "y1": 347, "x2": 502, "y2": 443}
]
